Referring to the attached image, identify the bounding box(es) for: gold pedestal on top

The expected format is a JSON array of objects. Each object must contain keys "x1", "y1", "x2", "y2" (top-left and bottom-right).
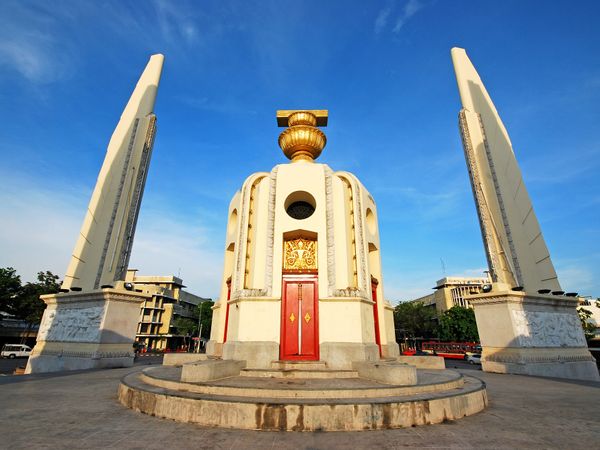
[{"x1": 277, "y1": 110, "x2": 328, "y2": 162}]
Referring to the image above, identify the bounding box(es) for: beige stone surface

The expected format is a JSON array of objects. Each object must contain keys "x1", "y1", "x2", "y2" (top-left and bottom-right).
[
  {"x1": 180, "y1": 359, "x2": 246, "y2": 382},
  {"x1": 62, "y1": 54, "x2": 164, "y2": 291},
  {"x1": 138, "y1": 366, "x2": 465, "y2": 400},
  {"x1": 397, "y1": 355, "x2": 446, "y2": 369},
  {"x1": 26, "y1": 289, "x2": 150, "y2": 374},
  {"x1": 452, "y1": 48, "x2": 560, "y2": 292},
  {"x1": 162, "y1": 353, "x2": 208, "y2": 366},
  {"x1": 119, "y1": 366, "x2": 485, "y2": 430},
  {"x1": 468, "y1": 290, "x2": 599, "y2": 381},
  {"x1": 352, "y1": 360, "x2": 417, "y2": 385},
  {"x1": 207, "y1": 111, "x2": 398, "y2": 369}
]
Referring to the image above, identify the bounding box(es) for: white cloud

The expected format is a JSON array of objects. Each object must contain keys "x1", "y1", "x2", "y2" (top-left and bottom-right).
[
  {"x1": 0, "y1": 173, "x2": 85, "y2": 282},
  {"x1": 0, "y1": 171, "x2": 223, "y2": 298},
  {"x1": 129, "y1": 209, "x2": 223, "y2": 298},
  {"x1": 375, "y1": 185, "x2": 463, "y2": 223},
  {"x1": 555, "y1": 258, "x2": 598, "y2": 296},
  {"x1": 0, "y1": 7, "x2": 73, "y2": 84},
  {"x1": 384, "y1": 270, "x2": 437, "y2": 304},
  {"x1": 375, "y1": 0, "x2": 425, "y2": 35},
  {"x1": 153, "y1": 0, "x2": 200, "y2": 46},
  {"x1": 393, "y1": 0, "x2": 425, "y2": 33},
  {"x1": 374, "y1": 6, "x2": 393, "y2": 34}
]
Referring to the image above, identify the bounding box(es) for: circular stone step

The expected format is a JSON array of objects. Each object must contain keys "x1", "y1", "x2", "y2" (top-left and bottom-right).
[
  {"x1": 118, "y1": 367, "x2": 487, "y2": 431},
  {"x1": 138, "y1": 366, "x2": 465, "y2": 400},
  {"x1": 240, "y1": 368, "x2": 360, "y2": 379}
]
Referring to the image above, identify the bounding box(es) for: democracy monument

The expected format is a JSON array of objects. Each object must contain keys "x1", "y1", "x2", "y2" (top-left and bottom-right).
[{"x1": 25, "y1": 47, "x2": 598, "y2": 430}]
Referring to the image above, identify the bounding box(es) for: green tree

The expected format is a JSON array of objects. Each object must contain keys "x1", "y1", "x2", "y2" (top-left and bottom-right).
[
  {"x1": 0, "y1": 267, "x2": 22, "y2": 308},
  {"x1": 577, "y1": 307, "x2": 596, "y2": 342},
  {"x1": 2, "y1": 269, "x2": 60, "y2": 325},
  {"x1": 173, "y1": 301, "x2": 214, "y2": 340},
  {"x1": 438, "y1": 306, "x2": 479, "y2": 342},
  {"x1": 174, "y1": 317, "x2": 197, "y2": 336},
  {"x1": 1, "y1": 268, "x2": 60, "y2": 343},
  {"x1": 393, "y1": 301, "x2": 438, "y2": 339},
  {"x1": 198, "y1": 301, "x2": 214, "y2": 339}
]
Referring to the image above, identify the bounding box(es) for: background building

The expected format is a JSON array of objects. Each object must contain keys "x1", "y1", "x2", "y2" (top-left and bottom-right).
[
  {"x1": 579, "y1": 297, "x2": 600, "y2": 339},
  {"x1": 410, "y1": 276, "x2": 490, "y2": 312},
  {"x1": 0, "y1": 312, "x2": 38, "y2": 349},
  {"x1": 125, "y1": 270, "x2": 210, "y2": 351}
]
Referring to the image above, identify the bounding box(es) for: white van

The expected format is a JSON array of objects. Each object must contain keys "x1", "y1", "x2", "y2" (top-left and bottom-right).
[{"x1": 1, "y1": 344, "x2": 32, "y2": 359}]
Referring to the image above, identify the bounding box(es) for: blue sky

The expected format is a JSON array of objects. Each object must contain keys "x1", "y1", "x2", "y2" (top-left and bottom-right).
[{"x1": 1, "y1": 0, "x2": 599, "y2": 302}]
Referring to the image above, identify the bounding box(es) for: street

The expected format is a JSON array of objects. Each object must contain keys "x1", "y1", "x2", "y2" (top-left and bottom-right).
[
  {"x1": 0, "y1": 357, "x2": 26, "y2": 375},
  {"x1": 0, "y1": 354, "x2": 473, "y2": 375},
  {"x1": 0, "y1": 354, "x2": 164, "y2": 375}
]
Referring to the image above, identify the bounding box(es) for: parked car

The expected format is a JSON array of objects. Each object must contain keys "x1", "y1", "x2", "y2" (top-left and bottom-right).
[
  {"x1": 467, "y1": 353, "x2": 482, "y2": 365},
  {"x1": 1, "y1": 344, "x2": 32, "y2": 359}
]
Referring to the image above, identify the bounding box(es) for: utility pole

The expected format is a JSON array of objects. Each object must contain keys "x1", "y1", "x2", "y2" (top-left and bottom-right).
[{"x1": 196, "y1": 302, "x2": 203, "y2": 353}]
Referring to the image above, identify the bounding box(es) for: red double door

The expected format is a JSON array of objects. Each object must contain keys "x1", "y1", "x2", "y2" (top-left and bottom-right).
[{"x1": 280, "y1": 275, "x2": 319, "y2": 360}]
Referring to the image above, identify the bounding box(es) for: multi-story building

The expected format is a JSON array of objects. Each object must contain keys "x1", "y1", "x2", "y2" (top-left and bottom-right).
[
  {"x1": 124, "y1": 270, "x2": 211, "y2": 351},
  {"x1": 409, "y1": 276, "x2": 490, "y2": 312},
  {"x1": 579, "y1": 297, "x2": 600, "y2": 340}
]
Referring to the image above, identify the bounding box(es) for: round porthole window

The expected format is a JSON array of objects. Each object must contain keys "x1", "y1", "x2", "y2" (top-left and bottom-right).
[{"x1": 285, "y1": 191, "x2": 316, "y2": 220}]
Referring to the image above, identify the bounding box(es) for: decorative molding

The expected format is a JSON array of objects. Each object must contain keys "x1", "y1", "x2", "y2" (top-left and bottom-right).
[
  {"x1": 114, "y1": 114, "x2": 157, "y2": 283},
  {"x1": 468, "y1": 291, "x2": 579, "y2": 308},
  {"x1": 331, "y1": 287, "x2": 364, "y2": 298},
  {"x1": 228, "y1": 296, "x2": 280, "y2": 304},
  {"x1": 335, "y1": 173, "x2": 368, "y2": 298},
  {"x1": 484, "y1": 347, "x2": 593, "y2": 364},
  {"x1": 231, "y1": 288, "x2": 269, "y2": 299},
  {"x1": 35, "y1": 349, "x2": 133, "y2": 359},
  {"x1": 38, "y1": 306, "x2": 105, "y2": 343},
  {"x1": 477, "y1": 114, "x2": 523, "y2": 287},
  {"x1": 233, "y1": 178, "x2": 250, "y2": 293},
  {"x1": 351, "y1": 177, "x2": 369, "y2": 297},
  {"x1": 41, "y1": 289, "x2": 150, "y2": 305},
  {"x1": 233, "y1": 174, "x2": 267, "y2": 293},
  {"x1": 243, "y1": 176, "x2": 266, "y2": 289},
  {"x1": 264, "y1": 166, "x2": 278, "y2": 296},
  {"x1": 459, "y1": 110, "x2": 505, "y2": 284},
  {"x1": 324, "y1": 166, "x2": 336, "y2": 296},
  {"x1": 283, "y1": 238, "x2": 317, "y2": 271},
  {"x1": 511, "y1": 310, "x2": 587, "y2": 348},
  {"x1": 95, "y1": 118, "x2": 141, "y2": 289}
]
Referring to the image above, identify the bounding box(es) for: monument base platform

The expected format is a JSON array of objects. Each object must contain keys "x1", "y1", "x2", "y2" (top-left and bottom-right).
[
  {"x1": 119, "y1": 363, "x2": 487, "y2": 431},
  {"x1": 26, "y1": 288, "x2": 150, "y2": 374},
  {"x1": 216, "y1": 341, "x2": 395, "y2": 370},
  {"x1": 468, "y1": 290, "x2": 600, "y2": 382},
  {"x1": 222, "y1": 340, "x2": 279, "y2": 369}
]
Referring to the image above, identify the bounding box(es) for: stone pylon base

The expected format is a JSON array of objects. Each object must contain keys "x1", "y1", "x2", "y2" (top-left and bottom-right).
[
  {"x1": 467, "y1": 290, "x2": 599, "y2": 382},
  {"x1": 26, "y1": 288, "x2": 150, "y2": 374}
]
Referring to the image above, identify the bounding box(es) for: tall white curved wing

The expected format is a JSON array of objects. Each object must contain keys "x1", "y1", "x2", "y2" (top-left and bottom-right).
[{"x1": 451, "y1": 48, "x2": 560, "y2": 292}]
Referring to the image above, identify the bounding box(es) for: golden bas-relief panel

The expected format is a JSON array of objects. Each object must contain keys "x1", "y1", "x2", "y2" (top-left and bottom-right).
[{"x1": 283, "y1": 238, "x2": 317, "y2": 271}]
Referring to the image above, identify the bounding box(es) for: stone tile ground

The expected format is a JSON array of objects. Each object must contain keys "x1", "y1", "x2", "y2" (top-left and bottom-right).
[{"x1": 0, "y1": 363, "x2": 598, "y2": 449}]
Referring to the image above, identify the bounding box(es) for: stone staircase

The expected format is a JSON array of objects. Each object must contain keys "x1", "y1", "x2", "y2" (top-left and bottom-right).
[
  {"x1": 240, "y1": 360, "x2": 359, "y2": 379},
  {"x1": 118, "y1": 363, "x2": 488, "y2": 430}
]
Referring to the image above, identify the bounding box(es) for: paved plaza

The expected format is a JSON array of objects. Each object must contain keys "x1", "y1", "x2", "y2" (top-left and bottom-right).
[{"x1": 0, "y1": 361, "x2": 598, "y2": 449}]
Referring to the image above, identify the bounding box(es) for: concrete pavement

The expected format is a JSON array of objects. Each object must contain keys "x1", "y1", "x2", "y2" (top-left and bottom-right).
[{"x1": 0, "y1": 362, "x2": 598, "y2": 449}]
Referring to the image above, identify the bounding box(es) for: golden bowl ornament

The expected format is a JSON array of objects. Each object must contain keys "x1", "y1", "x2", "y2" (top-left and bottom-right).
[{"x1": 278, "y1": 117, "x2": 327, "y2": 162}]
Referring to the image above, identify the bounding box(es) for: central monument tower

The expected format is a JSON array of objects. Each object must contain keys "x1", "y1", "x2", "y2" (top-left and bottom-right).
[
  {"x1": 207, "y1": 110, "x2": 399, "y2": 368},
  {"x1": 121, "y1": 109, "x2": 486, "y2": 430}
]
